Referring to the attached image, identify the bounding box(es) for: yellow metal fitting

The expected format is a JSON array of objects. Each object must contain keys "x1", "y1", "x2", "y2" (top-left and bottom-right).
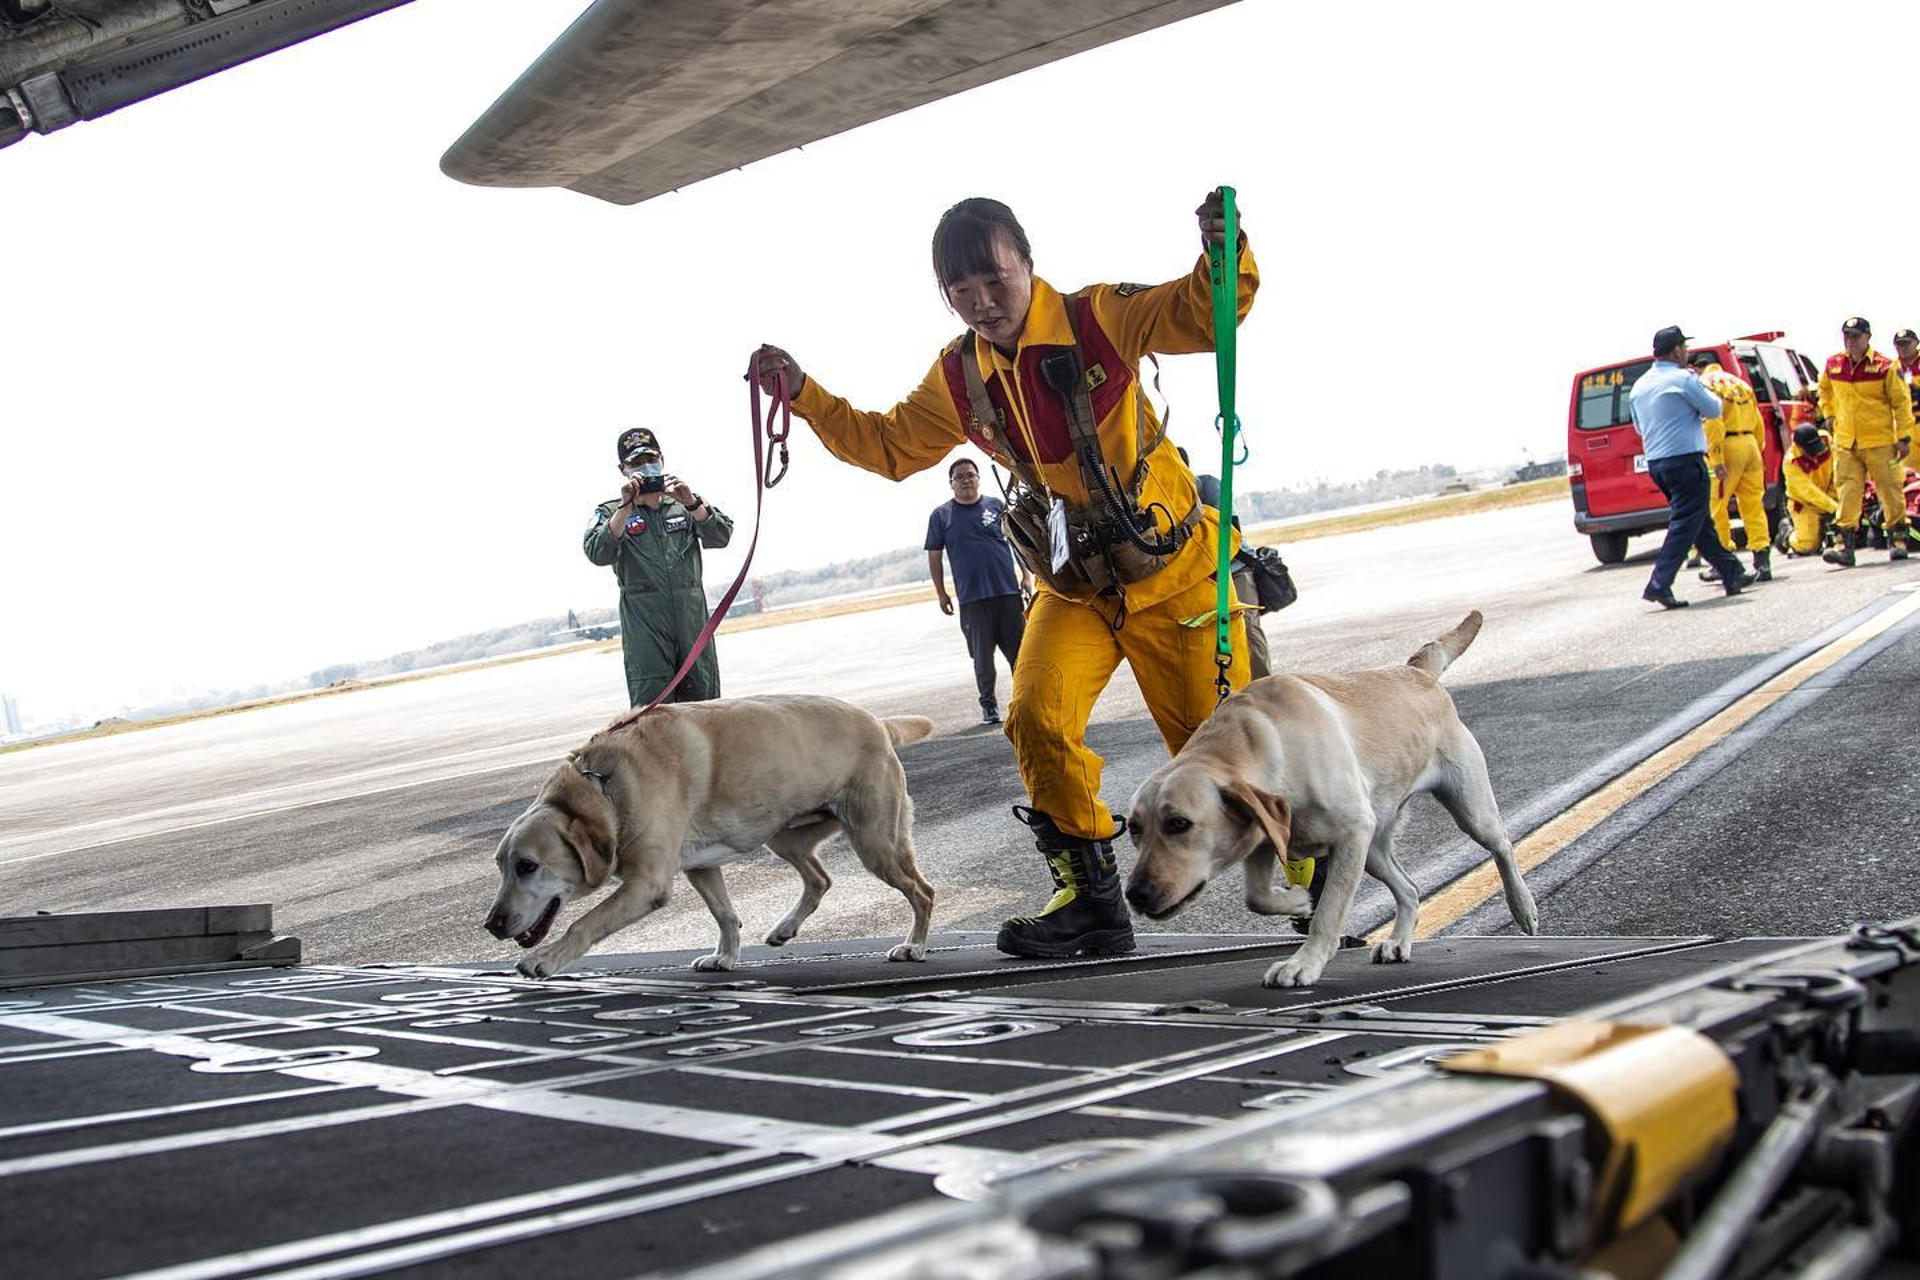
[
  {"x1": 1441, "y1": 1021, "x2": 1737, "y2": 1235},
  {"x1": 1282, "y1": 856, "x2": 1315, "y2": 889}
]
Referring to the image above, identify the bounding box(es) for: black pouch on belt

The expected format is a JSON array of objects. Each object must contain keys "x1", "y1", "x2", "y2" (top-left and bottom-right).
[{"x1": 1237, "y1": 544, "x2": 1298, "y2": 613}]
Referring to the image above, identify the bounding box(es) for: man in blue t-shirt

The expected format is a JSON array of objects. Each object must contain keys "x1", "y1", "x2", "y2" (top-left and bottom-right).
[{"x1": 926, "y1": 457, "x2": 1032, "y2": 724}]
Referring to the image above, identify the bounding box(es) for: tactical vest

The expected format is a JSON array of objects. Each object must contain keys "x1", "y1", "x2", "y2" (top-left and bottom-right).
[{"x1": 938, "y1": 292, "x2": 1199, "y2": 599}]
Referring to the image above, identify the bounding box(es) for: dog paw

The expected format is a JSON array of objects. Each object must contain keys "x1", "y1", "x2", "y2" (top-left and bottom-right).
[
  {"x1": 1508, "y1": 888, "x2": 1540, "y2": 936},
  {"x1": 1371, "y1": 939, "x2": 1412, "y2": 965},
  {"x1": 516, "y1": 951, "x2": 560, "y2": 980},
  {"x1": 690, "y1": 953, "x2": 737, "y2": 973},
  {"x1": 886, "y1": 943, "x2": 928, "y2": 963},
  {"x1": 1249, "y1": 885, "x2": 1313, "y2": 917},
  {"x1": 1262, "y1": 958, "x2": 1321, "y2": 989},
  {"x1": 763, "y1": 927, "x2": 795, "y2": 947}
]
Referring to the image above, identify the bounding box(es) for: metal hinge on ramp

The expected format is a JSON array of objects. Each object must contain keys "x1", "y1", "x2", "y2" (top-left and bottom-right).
[{"x1": 0, "y1": 904, "x2": 301, "y2": 988}]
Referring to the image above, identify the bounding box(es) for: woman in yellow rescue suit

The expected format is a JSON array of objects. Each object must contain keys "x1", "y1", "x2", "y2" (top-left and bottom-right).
[
  {"x1": 1694, "y1": 359, "x2": 1772, "y2": 581},
  {"x1": 753, "y1": 192, "x2": 1256, "y2": 959}
]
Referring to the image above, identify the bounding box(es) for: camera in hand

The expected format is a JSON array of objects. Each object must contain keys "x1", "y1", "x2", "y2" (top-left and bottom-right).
[{"x1": 629, "y1": 461, "x2": 667, "y2": 495}]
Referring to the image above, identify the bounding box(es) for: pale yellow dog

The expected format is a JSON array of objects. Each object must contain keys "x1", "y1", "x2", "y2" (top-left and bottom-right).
[
  {"x1": 484, "y1": 695, "x2": 936, "y2": 978},
  {"x1": 1125, "y1": 612, "x2": 1537, "y2": 988}
]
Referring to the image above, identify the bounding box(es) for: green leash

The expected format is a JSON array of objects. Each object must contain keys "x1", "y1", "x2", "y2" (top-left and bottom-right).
[{"x1": 1207, "y1": 185, "x2": 1240, "y2": 704}]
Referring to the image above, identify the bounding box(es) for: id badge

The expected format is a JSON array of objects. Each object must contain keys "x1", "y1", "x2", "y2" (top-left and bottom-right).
[{"x1": 1047, "y1": 497, "x2": 1072, "y2": 574}]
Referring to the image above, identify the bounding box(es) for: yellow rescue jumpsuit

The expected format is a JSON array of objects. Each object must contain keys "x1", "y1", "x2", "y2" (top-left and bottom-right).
[
  {"x1": 1783, "y1": 433, "x2": 1837, "y2": 554},
  {"x1": 1818, "y1": 349, "x2": 1914, "y2": 535},
  {"x1": 1700, "y1": 365, "x2": 1769, "y2": 554},
  {"x1": 791, "y1": 246, "x2": 1258, "y2": 840}
]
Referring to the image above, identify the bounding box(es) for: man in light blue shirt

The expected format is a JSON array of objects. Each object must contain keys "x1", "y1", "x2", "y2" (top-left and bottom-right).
[{"x1": 1628, "y1": 326, "x2": 1754, "y2": 608}]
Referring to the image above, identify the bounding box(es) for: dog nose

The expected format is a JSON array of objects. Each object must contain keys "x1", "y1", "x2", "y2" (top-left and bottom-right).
[
  {"x1": 1124, "y1": 881, "x2": 1153, "y2": 913},
  {"x1": 483, "y1": 909, "x2": 510, "y2": 939}
]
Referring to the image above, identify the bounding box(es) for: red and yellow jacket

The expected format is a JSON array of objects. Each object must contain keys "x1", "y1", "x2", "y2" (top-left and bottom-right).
[
  {"x1": 791, "y1": 243, "x2": 1259, "y2": 610},
  {"x1": 1817, "y1": 349, "x2": 1915, "y2": 450},
  {"x1": 1699, "y1": 365, "x2": 1764, "y2": 467},
  {"x1": 1784, "y1": 432, "x2": 1838, "y2": 516}
]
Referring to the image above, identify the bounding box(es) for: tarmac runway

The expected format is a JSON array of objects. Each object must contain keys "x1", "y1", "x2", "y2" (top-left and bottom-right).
[{"x1": 4, "y1": 498, "x2": 1919, "y2": 970}]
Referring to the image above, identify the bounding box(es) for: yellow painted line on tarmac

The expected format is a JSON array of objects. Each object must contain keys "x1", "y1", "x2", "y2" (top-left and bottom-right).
[{"x1": 1400, "y1": 587, "x2": 1920, "y2": 942}]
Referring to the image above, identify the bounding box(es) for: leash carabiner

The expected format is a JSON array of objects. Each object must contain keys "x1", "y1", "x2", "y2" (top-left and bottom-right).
[
  {"x1": 756, "y1": 366, "x2": 793, "y2": 488},
  {"x1": 1215, "y1": 410, "x2": 1248, "y2": 466}
]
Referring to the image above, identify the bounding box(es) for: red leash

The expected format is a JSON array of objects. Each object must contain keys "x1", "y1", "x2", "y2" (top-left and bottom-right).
[{"x1": 606, "y1": 357, "x2": 790, "y2": 731}]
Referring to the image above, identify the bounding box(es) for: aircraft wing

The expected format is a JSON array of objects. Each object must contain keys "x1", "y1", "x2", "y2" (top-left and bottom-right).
[
  {"x1": 441, "y1": 0, "x2": 1241, "y2": 206},
  {"x1": 0, "y1": 0, "x2": 411, "y2": 151}
]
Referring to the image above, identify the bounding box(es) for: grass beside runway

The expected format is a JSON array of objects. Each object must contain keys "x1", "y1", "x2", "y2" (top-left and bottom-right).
[{"x1": 4, "y1": 477, "x2": 1570, "y2": 755}]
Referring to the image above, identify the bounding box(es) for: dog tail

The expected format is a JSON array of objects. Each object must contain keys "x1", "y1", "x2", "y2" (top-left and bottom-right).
[
  {"x1": 883, "y1": 716, "x2": 935, "y2": 750},
  {"x1": 1407, "y1": 610, "x2": 1483, "y2": 677}
]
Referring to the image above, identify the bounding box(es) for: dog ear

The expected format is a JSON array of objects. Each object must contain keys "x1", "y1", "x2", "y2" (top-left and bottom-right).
[
  {"x1": 547, "y1": 767, "x2": 617, "y2": 889},
  {"x1": 1221, "y1": 780, "x2": 1292, "y2": 857},
  {"x1": 561, "y1": 818, "x2": 615, "y2": 889}
]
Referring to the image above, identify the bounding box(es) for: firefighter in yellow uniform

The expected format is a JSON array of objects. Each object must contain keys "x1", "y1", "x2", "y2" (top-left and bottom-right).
[
  {"x1": 752, "y1": 192, "x2": 1255, "y2": 959},
  {"x1": 1690, "y1": 354, "x2": 1773, "y2": 581},
  {"x1": 1782, "y1": 423, "x2": 1838, "y2": 555},
  {"x1": 1817, "y1": 317, "x2": 1913, "y2": 566}
]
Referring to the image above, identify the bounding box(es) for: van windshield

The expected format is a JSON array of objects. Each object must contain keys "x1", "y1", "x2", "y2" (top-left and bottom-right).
[
  {"x1": 1576, "y1": 361, "x2": 1652, "y2": 430},
  {"x1": 1754, "y1": 346, "x2": 1806, "y2": 401}
]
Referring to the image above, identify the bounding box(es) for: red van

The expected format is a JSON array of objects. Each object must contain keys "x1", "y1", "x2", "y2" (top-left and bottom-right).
[{"x1": 1566, "y1": 333, "x2": 1820, "y2": 564}]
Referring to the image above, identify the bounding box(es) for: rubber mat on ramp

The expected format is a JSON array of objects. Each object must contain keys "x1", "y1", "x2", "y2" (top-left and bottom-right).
[{"x1": 0, "y1": 931, "x2": 1815, "y2": 1279}]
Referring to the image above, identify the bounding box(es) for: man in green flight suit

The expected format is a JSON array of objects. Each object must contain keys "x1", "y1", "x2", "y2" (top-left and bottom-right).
[{"x1": 584, "y1": 428, "x2": 735, "y2": 706}]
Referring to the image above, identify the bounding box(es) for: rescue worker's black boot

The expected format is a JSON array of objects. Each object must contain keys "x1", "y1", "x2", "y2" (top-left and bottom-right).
[
  {"x1": 996, "y1": 807, "x2": 1136, "y2": 959},
  {"x1": 1824, "y1": 529, "x2": 1857, "y2": 568},
  {"x1": 1753, "y1": 548, "x2": 1773, "y2": 581},
  {"x1": 1891, "y1": 528, "x2": 1910, "y2": 561}
]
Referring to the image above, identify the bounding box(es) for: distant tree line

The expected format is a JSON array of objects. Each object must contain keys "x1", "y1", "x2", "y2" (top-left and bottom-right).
[
  {"x1": 742, "y1": 463, "x2": 1461, "y2": 612},
  {"x1": 120, "y1": 463, "x2": 1479, "y2": 723}
]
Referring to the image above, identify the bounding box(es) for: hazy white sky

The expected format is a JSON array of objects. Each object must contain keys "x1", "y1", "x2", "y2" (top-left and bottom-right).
[{"x1": 6, "y1": 0, "x2": 1919, "y2": 725}]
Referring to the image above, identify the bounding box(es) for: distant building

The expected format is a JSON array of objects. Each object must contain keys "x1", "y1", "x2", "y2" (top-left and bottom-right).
[{"x1": 2, "y1": 694, "x2": 19, "y2": 736}]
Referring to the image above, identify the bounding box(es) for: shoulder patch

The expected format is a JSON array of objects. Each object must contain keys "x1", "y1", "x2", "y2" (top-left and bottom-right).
[{"x1": 1114, "y1": 283, "x2": 1151, "y2": 296}]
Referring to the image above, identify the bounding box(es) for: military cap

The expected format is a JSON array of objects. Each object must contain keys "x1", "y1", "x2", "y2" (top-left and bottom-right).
[{"x1": 616, "y1": 428, "x2": 662, "y2": 463}]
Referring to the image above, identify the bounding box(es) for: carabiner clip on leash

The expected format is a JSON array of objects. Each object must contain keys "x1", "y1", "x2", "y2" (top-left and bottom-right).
[
  {"x1": 1208, "y1": 185, "x2": 1241, "y2": 705},
  {"x1": 1216, "y1": 412, "x2": 1248, "y2": 465},
  {"x1": 757, "y1": 369, "x2": 792, "y2": 488}
]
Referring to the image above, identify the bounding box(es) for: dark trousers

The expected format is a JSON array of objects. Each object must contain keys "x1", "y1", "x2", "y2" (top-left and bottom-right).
[
  {"x1": 1647, "y1": 453, "x2": 1744, "y2": 594},
  {"x1": 958, "y1": 594, "x2": 1025, "y2": 710}
]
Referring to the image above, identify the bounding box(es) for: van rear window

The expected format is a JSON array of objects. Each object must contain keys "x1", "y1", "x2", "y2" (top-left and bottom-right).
[{"x1": 1576, "y1": 361, "x2": 1652, "y2": 430}]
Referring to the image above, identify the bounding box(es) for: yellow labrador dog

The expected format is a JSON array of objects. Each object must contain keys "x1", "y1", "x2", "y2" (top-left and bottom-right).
[
  {"x1": 484, "y1": 695, "x2": 936, "y2": 978},
  {"x1": 1124, "y1": 611, "x2": 1537, "y2": 989}
]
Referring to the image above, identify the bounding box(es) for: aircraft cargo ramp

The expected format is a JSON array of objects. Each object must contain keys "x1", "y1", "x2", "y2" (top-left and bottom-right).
[{"x1": 4, "y1": 913, "x2": 1917, "y2": 1278}]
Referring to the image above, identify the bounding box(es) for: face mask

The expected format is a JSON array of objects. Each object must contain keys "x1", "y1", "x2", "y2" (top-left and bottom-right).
[{"x1": 623, "y1": 459, "x2": 665, "y2": 480}]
